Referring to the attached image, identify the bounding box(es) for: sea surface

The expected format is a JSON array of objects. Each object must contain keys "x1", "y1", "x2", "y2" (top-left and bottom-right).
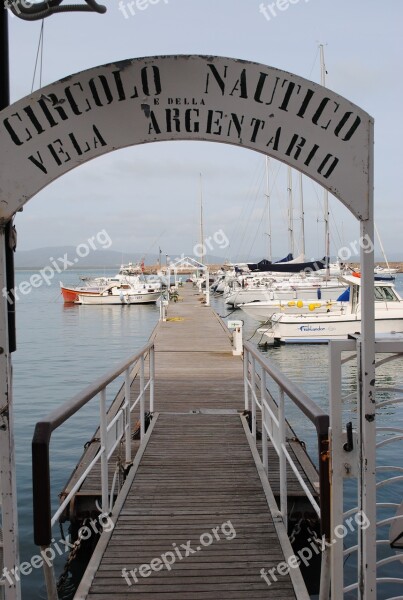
[{"x1": 10, "y1": 269, "x2": 403, "y2": 599}]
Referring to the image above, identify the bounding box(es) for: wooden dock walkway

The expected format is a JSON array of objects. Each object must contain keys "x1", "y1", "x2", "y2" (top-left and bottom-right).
[{"x1": 65, "y1": 285, "x2": 316, "y2": 598}]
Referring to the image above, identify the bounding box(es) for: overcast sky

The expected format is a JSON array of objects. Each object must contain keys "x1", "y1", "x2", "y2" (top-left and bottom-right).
[{"x1": 7, "y1": 0, "x2": 402, "y2": 262}]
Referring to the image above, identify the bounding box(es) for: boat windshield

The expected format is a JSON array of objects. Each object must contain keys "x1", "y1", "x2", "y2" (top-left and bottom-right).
[{"x1": 374, "y1": 286, "x2": 399, "y2": 302}]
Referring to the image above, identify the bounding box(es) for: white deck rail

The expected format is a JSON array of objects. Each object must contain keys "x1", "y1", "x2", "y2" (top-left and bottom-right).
[
  {"x1": 329, "y1": 336, "x2": 403, "y2": 599},
  {"x1": 243, "y1": 340, "x2": 331, "y2": 599},
  {"x1": 32, "y1": 342, "x2": 155, "y2": 600}
]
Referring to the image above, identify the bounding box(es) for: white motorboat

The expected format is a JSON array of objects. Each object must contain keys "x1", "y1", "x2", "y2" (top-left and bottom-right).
[
  {"x1": 240, "y1": 295, "x2": 347, "y2": 322},
  {"x1": 224, "y1": 275, "x2": 346, "y2": 307},
  {"x1": 374, "y1": 265, "x2": 399, "y2": 275},
  {"x1": 75, "y1": 283, "x2": 161, "y2": 305},
  {"x1": 262, "y1": 276, "x2": 403, "y2": 343}
]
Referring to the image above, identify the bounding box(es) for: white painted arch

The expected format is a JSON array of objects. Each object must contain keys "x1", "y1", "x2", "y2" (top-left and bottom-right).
[
  {"x1": 0, "y1": 54, "x2": 373, "y2": 223},
  {"x1": 0, "y1": 55, "x2": 377, "y2": 600}
]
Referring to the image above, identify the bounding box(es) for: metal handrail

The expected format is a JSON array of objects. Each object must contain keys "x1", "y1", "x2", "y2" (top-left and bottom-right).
[
  {"x1": 243, "y1": 341, "x2": 331, "y2": 540},
  {"x1": 32, "y1": 341, "x2": 154, "y2": 547},
  {"x1": 329, "y1": 338, "x2": 403, "y2": 600}
]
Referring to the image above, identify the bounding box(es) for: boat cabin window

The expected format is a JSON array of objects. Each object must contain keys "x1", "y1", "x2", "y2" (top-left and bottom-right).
[{"x1": 374, "y1": 286, "x2": 398, "y2": 301}]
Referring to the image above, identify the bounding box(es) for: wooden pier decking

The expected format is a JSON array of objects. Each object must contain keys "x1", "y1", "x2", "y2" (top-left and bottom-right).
[{"x1": 66, "y1": 285, "x2": 316, "y2": 599}]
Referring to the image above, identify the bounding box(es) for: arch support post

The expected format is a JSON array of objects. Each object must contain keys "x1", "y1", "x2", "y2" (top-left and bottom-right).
[
  {"x1": 0, "y1": 227, "x2": 21, "y2": 600},
  {"x1": 357, "y1": 121, "x2": 376, "y2": 599}
]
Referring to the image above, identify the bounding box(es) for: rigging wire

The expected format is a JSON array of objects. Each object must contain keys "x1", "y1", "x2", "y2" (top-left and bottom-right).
[
  {"x1": 31, "y1": 20, "x2": 45, "y2": 93},
  {"x1": 307, "y1": 46, "x2": 320, "y2": 80}
]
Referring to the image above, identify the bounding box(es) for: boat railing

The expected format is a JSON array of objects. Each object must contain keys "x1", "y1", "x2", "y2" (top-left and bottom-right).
[
  {"x1": 243, "y1": 340, "x2": 331, "y2": 596},
  {"x1": 328, "y1": 336, "x2": 403, "y2": 599},
  {"x1": 32, "y1": 341, "x2": 155, "y2": 593}
]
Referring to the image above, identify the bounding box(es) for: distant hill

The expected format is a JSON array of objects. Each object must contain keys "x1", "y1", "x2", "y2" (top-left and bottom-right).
[
  {"x1": 14, "y1": 247, "x2": 230, "y2": 269},
  {"x1": 14, "y1": 246, "x2": 402, "y2": 269}
]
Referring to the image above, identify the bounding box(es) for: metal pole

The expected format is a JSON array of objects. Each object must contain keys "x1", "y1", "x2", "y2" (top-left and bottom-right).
[
  {"x1": 251, "y1": 357, "x2": 257, "y2": 440},
  {"x1": 299, "y1": 172, "x2": 305, "y2": 260},
  {"x1": 319, "y1": 547, "x2": 331, "y2": 600},
  {"x1": 0, "y1": 229, "x2": 21, "y2": 600},
  {"x1": 261, "y1": 371, "x2": 268, "y2": 476},
  {"x1": 287, "y1": 166, "x2": 294, "y2": 256},
  {"x1": 124, "y1": 368, "x2": 131, "y2": 464},
  {"x1": 279, "y1": 387, "x2": 287, "y2": 530},
  {"x1": 265, "y1": 156, "x2": 272, "y2": 261},
  {"x1": 320, "y1": 44, "x2": 330, "y2": 278},
  {"x1": 41, "y1": 547, "x2": 59, "y2": 600},
  {"x1": 243, "y1": 350, "x2": 249, "y2": 411},
  {"x1": 358, "y1": 118, "x2": 376, "y2": 599},
  {"x1": 149, "y1": 347, "x2": 155, "y2": 413},
  {"x1": 328, "y1": 343, "x2": 344, "y2": 600},
  {"x1": 140, "y1": 356, "x2": 145, "y2": 439},
  {"x1": 99, "y1": 388, "x2": 109, "y2": 514},
  {"x1": 357, "y1": 172, "x2": 376, "y2": 600},
  {"x1": 0, "y1": 8, "x2": 21, "y2": 598}
]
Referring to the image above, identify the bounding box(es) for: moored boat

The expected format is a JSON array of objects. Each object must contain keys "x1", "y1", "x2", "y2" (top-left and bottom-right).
[
  {"x1": 75, "y1": 283, "x2": 161, "y2": 305},
  {"x1": 262, "y1": 276, "x2": 403, "y2": 343}
]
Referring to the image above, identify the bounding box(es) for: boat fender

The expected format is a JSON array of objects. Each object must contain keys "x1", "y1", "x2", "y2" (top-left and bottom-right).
[
  {"x1": 309, "y1": 303, "x2": 316, "y2": 311},
  {"x1": 297, "y1": 300, "x2": 303, "y2": 308}
]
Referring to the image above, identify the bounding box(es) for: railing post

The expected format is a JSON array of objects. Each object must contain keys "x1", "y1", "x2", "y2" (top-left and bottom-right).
[
  {"x1": 251, "y1": 356, "x2": 257, "y2": 440},
  {"x1": 243, "y1": 349, "x2": 249, "y2": 411},
  {"x1": 41, "y1": 548, "x2": 59, "y2": 600},
  {"x1": 205, "y1": 268, "x2": 210, "y2": 306},
  {"x1": 149, "y1": 347, "x2": 155, "y2": 413},
  {"x1": 124, "y1": 367, "x2": 131, "y2": 465},
  {"x1": 328, "y1": 342, "x2": 344, "y2": 600},
  {"x1": 261, "y1": 371, "x2": 268, "y2": 476},
  {"x1": 99, "y1": 388, "x2": 109, "y2": 514},
  {"x1": 140, "y1": 355, "x2": 145, "y2": 439},
  {"x1": 279, "y1": 387, "x2": 287, "y2": 530}
]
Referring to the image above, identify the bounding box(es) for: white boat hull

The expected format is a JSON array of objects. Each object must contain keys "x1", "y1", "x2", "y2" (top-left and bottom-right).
[
  {"x1": 76, "y1": 291, "x2": 161, "y2": 305},
  {"x1": 225, "y1": 283, "x2": 345, "y2": 307},
  {"x1": 240, "y1": 299, "x2": 343, "y2": 322},
  {"x1": 263, "y1": 313, "x2": 403, "y2": 343}
]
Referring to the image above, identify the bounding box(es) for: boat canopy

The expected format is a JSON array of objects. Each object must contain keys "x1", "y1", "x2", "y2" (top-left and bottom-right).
[{"x1": 247, "y1": 256, "x2": 329, "y2": 273}]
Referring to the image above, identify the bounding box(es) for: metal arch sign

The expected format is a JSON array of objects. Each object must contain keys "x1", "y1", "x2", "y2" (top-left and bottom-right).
[{"x1": 0, "y1": 55, "x2": 373, "y2": 223}]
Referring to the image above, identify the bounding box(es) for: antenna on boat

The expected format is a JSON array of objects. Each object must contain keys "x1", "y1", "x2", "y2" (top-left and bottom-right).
[
  {"x1": 319, "y1": 43, "x2": 330, "y2": 277},
  {"x1": 265, "y1": 156, "x2": 272, "y2": 262}
]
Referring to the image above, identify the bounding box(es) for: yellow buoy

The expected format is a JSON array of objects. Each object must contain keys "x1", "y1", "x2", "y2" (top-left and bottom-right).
[
  {"x1": 288, "y1": 301, "x2": 296, "y2": 307},
  {"x1": 309, "y1": 303, "x2": 316, "y2": 311},
  {"x1": 296, "y1": 300, "x2": 303, "y2": 308}
]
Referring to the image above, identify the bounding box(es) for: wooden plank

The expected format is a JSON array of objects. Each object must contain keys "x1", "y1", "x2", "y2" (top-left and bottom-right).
[
  {"x1": 77, "y1": 413, "x2": 302, "y2": 599},
  {"x1": 60, "y1": 284, "x2": 321, "y2": 599}
]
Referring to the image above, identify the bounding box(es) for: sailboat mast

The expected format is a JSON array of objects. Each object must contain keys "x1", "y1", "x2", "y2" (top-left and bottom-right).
[
  {"x1": 199, "y1": 173, "x2": 204, "y2": 265},
  {"x1": 265, "y1": 156, "x2": 272, "y2": 261},
  {"x1": 299, "y1": 172, "x2": 305, "y2": 260},
  {"x1": 374, "y1": 223, "x2": 392, "y2": 273},
  {"x1": 287, "y1": 166, "x2": 294, "y2": 256},
  {"x1": 320, "y1": 44, "x2": 330, "y2": 273}
]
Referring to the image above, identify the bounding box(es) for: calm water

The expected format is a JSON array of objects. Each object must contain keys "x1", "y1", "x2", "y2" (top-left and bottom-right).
[{"x1": 11, "y1": 270, "x2": 403, "y2": 598}]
